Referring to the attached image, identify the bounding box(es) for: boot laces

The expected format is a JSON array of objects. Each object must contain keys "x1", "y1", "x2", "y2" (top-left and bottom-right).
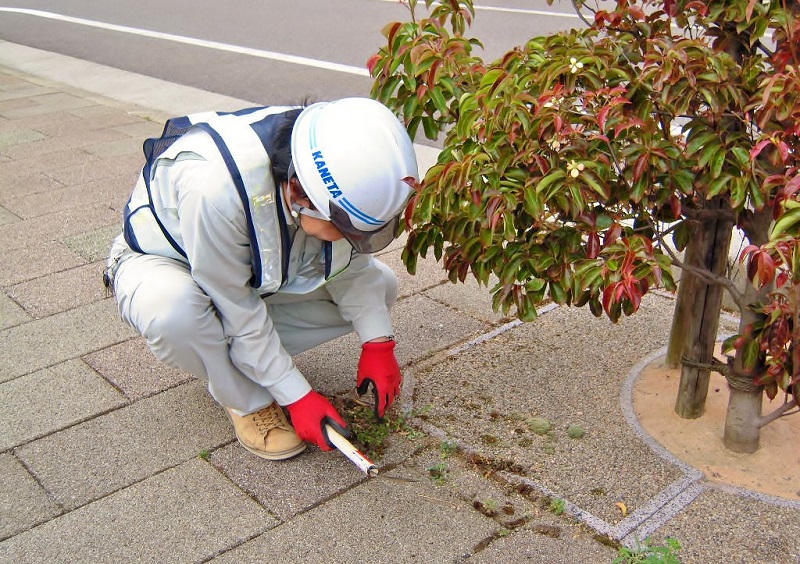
[{"x1": 252, "y1": 404, "x2": 286, "y2": 434}]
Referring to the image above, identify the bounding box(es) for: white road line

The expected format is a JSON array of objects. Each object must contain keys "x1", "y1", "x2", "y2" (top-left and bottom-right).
[
  {"x1": 475, "y1": 5, "x2": 580, "y2": 17},
  {"x1": 369, "y1": 0, "x2": 580, "y2": 18},
  {"x1": 0, "y1": 7, "x2": 370, "y2": 77}
]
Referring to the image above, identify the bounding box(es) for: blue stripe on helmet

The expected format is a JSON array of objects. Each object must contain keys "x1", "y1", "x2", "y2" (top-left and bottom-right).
[{"x1": 339, "y1": 197, "x2": 383, "y2": 226}]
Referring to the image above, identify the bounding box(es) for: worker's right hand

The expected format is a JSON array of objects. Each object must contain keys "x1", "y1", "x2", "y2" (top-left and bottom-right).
[{"x1": 286, "y1": 390, "x2": 349, "y2": 451}]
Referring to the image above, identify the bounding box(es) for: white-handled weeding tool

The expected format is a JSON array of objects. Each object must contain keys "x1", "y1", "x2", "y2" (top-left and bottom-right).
[{"x1": 325, "y1": 425, "x2": 378, "y2": 477}]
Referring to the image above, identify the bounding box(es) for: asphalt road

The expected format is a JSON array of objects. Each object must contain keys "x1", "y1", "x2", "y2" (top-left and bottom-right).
[{"x1": 0, "y1": 0, "x2": 583, "y2": 106}]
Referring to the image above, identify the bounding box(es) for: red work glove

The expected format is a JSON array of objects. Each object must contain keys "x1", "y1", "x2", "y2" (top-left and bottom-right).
[
  {"x1": 286, "y1": 391, "x2": 349, "y2": 451},
  {"x1": 357, "y1": 340, "x2": 402, "y2": 419}
]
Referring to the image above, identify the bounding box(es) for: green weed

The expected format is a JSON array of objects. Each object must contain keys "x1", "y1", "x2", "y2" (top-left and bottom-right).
[
  {"x1": 346, "y1": 404, "x2": 425, "y2": 458},
  {"x1": 439, "y1": 440, "x2": 458, "y2": 458},
  {"x1": 427, "y1": 461, "x2": 450, "y2": 485},
  {"x1": 549, "y1": 497, "x2": 566, "y2": 515},
  {"x1": 613, "y1": 537, "x2": 682, "y2": 563}
]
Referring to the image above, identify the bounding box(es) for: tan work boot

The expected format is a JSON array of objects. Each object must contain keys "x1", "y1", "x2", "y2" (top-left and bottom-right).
[{"x1": 226, "y1": 403, "x2": 306, "y2": 460}]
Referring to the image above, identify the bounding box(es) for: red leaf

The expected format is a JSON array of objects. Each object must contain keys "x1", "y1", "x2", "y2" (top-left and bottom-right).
[
  {"x1": 604, "y1": 223, "x2": 622, "y2": 246},
  {"x1": 597, "y1": 105, "x2": 611, "y2": 132},
  {"x1": 669, "y1": 195, "x2": 681, "y2": 219},
  {"x1": 471, "y1": 188, "x2": 481, "y2": 207},
  {"x1": 615, "y1": 118, "x2": 645, "y2": 137},
  {"x1": 490, "y1": 70, "x2": 507, "y2": 95},
  {"x1": 427, "y1": 59, "x2": 442, "y2": 91},
  {"x1": 746, "y1": 0, "x2": 758, "y2": 20},
  {"x1": 739, "y1": 244, "x2": 760, "y2": 264},
  {"x1": 633, "y1": 153, "x2": 649, "y2": 182},
  {"x1": 386, "y1": 22, "x2": 402, "y2": 44},
  {"x1": 404, "y1": 195, "x2": 418, "y2": 229},
  {"x1": 685, "y1": 1, "x2": 707, "y2": 15},
  {"x1": 756, "y1": 252, "x2": 776, "y2": 287},
  {"x1": 625, "y1": 280, "x2": 643, "y2": 311},
  {"x1": 366, "y1": 53, "x2": 381, "y2": 76},
  {"x1": 587, "y1": 232, "x2": 600, "y2": 259},
  {"x1": 487, "y1": 196, "x2": 503, "y2": 230},
  {"x1": 777, "y1": 141, "x2": 790, "y2": 163},
  {"x1": 602, "y1": 283, "x2": 619, "y2": 317},
  {"x1": 629, "y1": 6, "x2": 645, "y2": 19}
]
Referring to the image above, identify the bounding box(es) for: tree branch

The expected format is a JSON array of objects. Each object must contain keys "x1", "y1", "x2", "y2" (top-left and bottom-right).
[
  {"x1": 682, "y1": 206, "x2": 737, "y2": 223},
  {"x1": 571, "y1": 0, "x2": 594, "y2": 28},
  {"x1": 660, "y1": 240, "x2": 748, "y2": 309},
  {"x1": 758, "y1": 398, "x2": 799, "y2": 428}
]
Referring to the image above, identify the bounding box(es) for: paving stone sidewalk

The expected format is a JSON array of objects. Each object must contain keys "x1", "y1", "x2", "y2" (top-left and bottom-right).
[{"x1": 0, "y1": 48, "x2": 798, "y2": 564}]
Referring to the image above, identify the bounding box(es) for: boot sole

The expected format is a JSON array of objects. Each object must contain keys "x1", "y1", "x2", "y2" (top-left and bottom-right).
[{"x1": 238, "y1": 439, "x2": 307, "y2": 461}]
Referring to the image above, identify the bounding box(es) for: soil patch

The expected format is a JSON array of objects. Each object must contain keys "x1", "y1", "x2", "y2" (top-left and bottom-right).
[{"x1": 633, "y1": 356, "x2": 800, "y2": 501}]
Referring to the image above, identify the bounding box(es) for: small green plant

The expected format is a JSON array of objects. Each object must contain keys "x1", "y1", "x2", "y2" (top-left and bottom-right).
[
  {"x1": 440, "y1": 440, "x2": 458, "y2": 458},
  {"x1": 613, "y1": 537, "x2": 682, "y2": 563},
  {"x1": 427, "y1": 461, "x2": 450, "y2": 485},
  {"x1": 482, "y1": 498, "x2": 500, "y2": 513},
  {"x1": 198, "y1": 449, "x2": 211, "y2": 460},
  {"x1": 549, "y1": 497, "x2": 566, "y2": 515},
  {"x1": 347, "y1": 405, "x2": 425, "y2": 457},
  {"x1": 567, "y1": 424, "x2": 586, "y2": 439},
  {"x1": 527, "y1": 417, "x2": 552, "y2": 435}
]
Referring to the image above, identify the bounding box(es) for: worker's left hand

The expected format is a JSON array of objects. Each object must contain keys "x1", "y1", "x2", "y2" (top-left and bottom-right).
[{"x1": 357, "y1": 339, "x2": 402, "y2": 419}]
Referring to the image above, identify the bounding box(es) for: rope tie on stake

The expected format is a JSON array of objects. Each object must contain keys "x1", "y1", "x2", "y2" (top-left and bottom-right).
[{"x1": 680, "y1": 355, "x2": 762, "y2": 393}]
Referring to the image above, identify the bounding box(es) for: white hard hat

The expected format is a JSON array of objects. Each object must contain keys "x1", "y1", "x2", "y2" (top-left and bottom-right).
[{"x1": 290, "y1": 97, "x2": 418, "y2": 253}]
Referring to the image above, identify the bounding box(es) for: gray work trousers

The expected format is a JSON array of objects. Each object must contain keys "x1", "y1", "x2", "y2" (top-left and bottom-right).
[{"x1": 109, "y1": 244, "x2": 397, "y2": 414}]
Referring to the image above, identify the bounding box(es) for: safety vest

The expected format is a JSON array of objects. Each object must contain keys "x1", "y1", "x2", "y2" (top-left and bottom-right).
[{"x1": 122, "y1": 107, "x2": 352, "y2": 295}]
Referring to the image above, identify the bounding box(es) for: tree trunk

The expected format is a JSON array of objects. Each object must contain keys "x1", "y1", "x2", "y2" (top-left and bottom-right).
[
  {"x1": 722, "y1": 207, "x2": 771, "y2": 453},
  {"x1": 723, "y1": 388, "x2": 763, "y2": 453},
  {"x1": 723, "y1": 290, "x2": 766, "y2": 452},
  {"x1": 724, "y1": 313, "x2": 764, "y2": 453},
  {"x1": 674, "y1": 198, "x2": 734, "y2": 419},
  {"x1": 666, "y1": 240, "x2": 700, "y2": 368}
]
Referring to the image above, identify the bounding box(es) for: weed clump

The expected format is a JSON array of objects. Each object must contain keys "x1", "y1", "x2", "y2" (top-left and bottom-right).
[{"x1": 527, "y1": 417, "x2": 552, "y2": 435}]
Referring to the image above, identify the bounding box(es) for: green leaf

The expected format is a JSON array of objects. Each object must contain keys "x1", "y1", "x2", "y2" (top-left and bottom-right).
[
  {"x1": 698, "y1": 145, "x2": 721, "y2": 169},
  {"x1": 596, "y1": 214, "x2": 613, "y2": 230},
  {"x1": 536, "y1": 170, "x2": 567, "y2": 196},
  {"x1": 672, "y1": 220, "x2": 691, "y2": 252},
  {"x1": 673, "y1": 169, "x2": 696, "y2": 193},
  {"x1": 707, "y1": 173, "x2": 732, "y2": 197},
  {"x1": 422, "y1": 116, "x2": 439, "y2": 140},
  {"x1": 550, "y1": 280, "x2": 567, "y2": 304},
  {"x1": 686, "y1": 131, "x2": 718, "y2": 155},
  {"x1": 429, "y1": 86, "x2": 450, "y2": 116},
  {"x1": 523, "y1": 185, "x2": 542, "y2": 217},
  {"x1": 742, "y1": 338, "x2": 760, "y2": 371},
  {"x1": 589, "y1": 296, "x2": 603, "y2": 317},
  {"x1": 582, "y1": 172, "x2": 609, "y2": 199},
  {"x1": 519, "y1": 294, "x2": 538, "y2": 322},
  {"x1": 710, "y1": 149, "x2": 726, "y2": 179}
]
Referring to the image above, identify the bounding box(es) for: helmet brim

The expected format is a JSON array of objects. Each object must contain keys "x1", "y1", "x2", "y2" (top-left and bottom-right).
[{"x1": 329, "y1": 202, "x2": 401, "y2": 254}]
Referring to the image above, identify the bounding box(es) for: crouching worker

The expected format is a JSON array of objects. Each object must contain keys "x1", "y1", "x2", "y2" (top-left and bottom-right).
[{"x1": 106, "y1": 98, "x2": 418, "y2": 460}]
